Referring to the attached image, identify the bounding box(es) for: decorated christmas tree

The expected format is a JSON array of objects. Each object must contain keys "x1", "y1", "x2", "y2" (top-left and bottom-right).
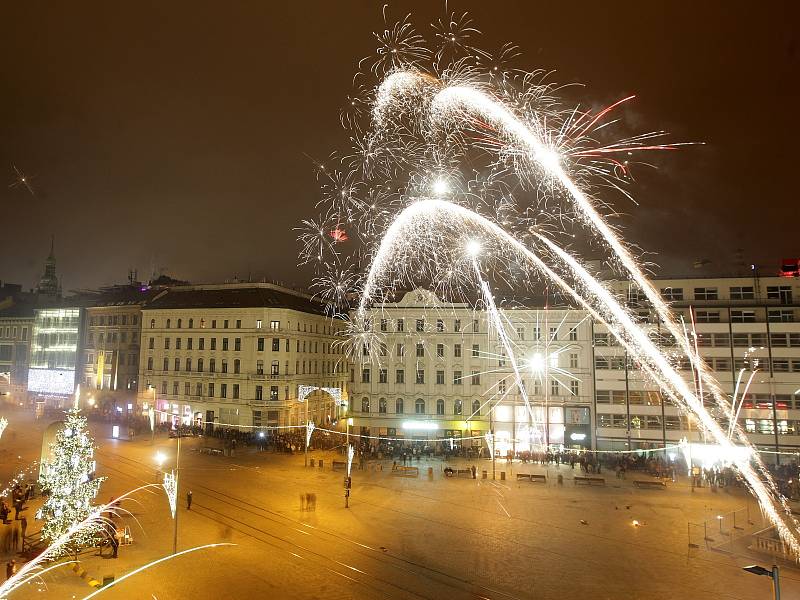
[{"x1": 36, "y1": 407, "x2": 105, "y2": 549}]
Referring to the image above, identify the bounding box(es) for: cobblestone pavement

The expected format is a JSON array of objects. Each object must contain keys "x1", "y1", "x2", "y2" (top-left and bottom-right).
[{"x1": 1, "y1": 405, "x2": 799, "y2": 599}]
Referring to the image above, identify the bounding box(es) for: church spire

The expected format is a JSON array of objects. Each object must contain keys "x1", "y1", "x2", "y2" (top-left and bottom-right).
[{"x1": 37, "y1": 235, "x2": 60, "y2": 298}]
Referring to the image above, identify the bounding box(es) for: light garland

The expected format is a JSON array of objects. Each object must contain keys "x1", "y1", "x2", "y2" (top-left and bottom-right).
[
  {"x1": 162, "y1": 470, "x2": 177, "y2": 519},
  {"x1": 0, "y1": 416, "x2": 8, "y2": 440}
]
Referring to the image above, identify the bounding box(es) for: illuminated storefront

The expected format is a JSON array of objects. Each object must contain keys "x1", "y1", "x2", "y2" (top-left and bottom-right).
[{"x1": 28, "y1": 308, "x2": 83, "y2": 402}]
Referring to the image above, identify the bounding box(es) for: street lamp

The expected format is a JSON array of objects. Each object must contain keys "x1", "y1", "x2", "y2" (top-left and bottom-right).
[
  {"x1": 743, "y1": 564, "x2": 780, "y2": 600},
  {"x1": 154, "y1": 451, "x2": 166, "y2": 483}
]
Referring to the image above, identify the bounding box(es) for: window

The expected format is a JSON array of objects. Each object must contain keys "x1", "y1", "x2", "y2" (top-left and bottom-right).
[
  {"x1": 551, "y1": 380, "x2": 560, "y2": 396},
  {"x1": 258, "y1": 338, "x2": 265, "y2": 351},
  {"x1": 256, "y1": 360, "x2": 264, "y2": 375},
  {"x1": 453, "y1": 370, "x2": 462, "y2": 384},
  {"x1": 235, "y1": 338, "x2": 242, "y2": 351},
  {"x1": 221, "y1": 359, "x2": 228, "y2": 373},
  {"x1": 396, "y1": 398, "x2": 404, "y2": 414},
  {"x1": 569, "y1": 353, "x2": 578, "y2": 369},
  {"x1": 569, "y1": 328, "x2": 578, "y2": 342},
  {"x1": 694, "y1": 287, "x2": 718, "y2": 300},
  {"x1": 570, "y1": 380, "x2": 579, "y2": 396},
  {"x1": 148, "y1": 337, "x2": 154, "y2": 350},
  {"x1": 396, "y1": 343, "x2": 405, "y2": 357},
  {"x1": 166, "y1": 319, "x2": 171, "y2": 329},
  {"x1": 396, "y1": 319, "x2": 404, "y2": 332},
  {"x1": 232, "y1": 359, "x2": 240, "y2": 374},
  {"x1": 150, "y1": 319, "x2": 156, "y2": 329},
  {"x1": 255, "y1": 385, "x2": 263, "y2": 401},
  {"x1": 414, "y1": 369, "x2": 425, "y2": 384},
  {"x1": 436, "y1": 319, "x2": 444, "y2": 332},
  {"x1": 222, "y1": 338, "x2": 229, "y2": 351},
  {"x1": 516, "y1": 327, "x2": 524, "y2": 340},
  {"x1": 185, "y1": 358, "x2": 192, "y2": 372},
  {"x1": 380, "y1": 318, "x2": 388, "y2": 332},
  {"x1": 415, "y1": 399, "x2": 425, "y2": 414},
  {"x1": 272, "y1": 338, "x2": 280, "y2": 351},
  {"x1": 361, "y1": 397, "x2": 370, "y2": 412},
  {"x1": 197, "y1": 358, "x2": 204, "y2": 373},
  {"x1": 731, "y1": 310, "x2": 756, "y2": 323},
  {"x1": 498, "y1": 380, "x2": 506, "y2": 394},
  {"x1": 768, "y1": 309, "x2": 794, "y2": 323},
  {"x1": 211, "y1": 338, "x2": 217, "y2": 350},
  {"x1": 184, "y1": 382, "x2": 190, "y2": 396},
  {"x1": 219, "y1": 384, "x2": 227, "y2": 398},
  {"x1": 436, "y1": 370, "x2": 445, "y2": 385},
  {"x1": 269, "y1": 386, "x2": 278, "y2": 401},
  {"x1": 661, "y1": 287, "x2": 684, "y2": 301},
  {"x1": 416, "y1": 319, "x2": 425, "y2": 332},
  {"x1": 175, "y1": 338, "x2": 182, "y2": 350},
  {"x1": 454, "y1": 319, "x2": 461, "y2": 332},
  {"x1": 472, "y1": 319, "x2": 479, "y2": 332},
  {"x1": 454, "y1": 344, "x2": 462, "y2": 358},
  {"x1": 767, "y1": 286, "x2": 792, "y2": 304},
  {"x1": 471, "y1": 371, "x2": 480, "y2": 385},
  {"x1": 223, "y1": 320, "x2": 229, "y2": 329},
  {"x1": 379, "y1": 398, "x2": 387, "y2": 414},
  {"x1": 549, "y1": 327, "x2": 557, "y2": 341},
  {"x1": 695, "y1": 310, "x2": 720, "y2": 323},
  {"x1": 454, "y1": 399, "x2": 462, "y2": 415},
  {"x1": 416, "y1": 343, "x2": 425, "y2": 358},
  {"x1": 396, "y1": 369, "x2": 405, "y2": 384},
  {"x1": 379, "y1": 342, "x2": 387, "y2": 357},
  {"x1": 174, "y1": 358, "x2": 180, "y2": 371},
  {"x1": 163, "y1": 358, "x2": 169, "y2": 371},
  {"x1": 379, "y1": 368, "x2": 388, "y2": 383},
  {"x1": 436, "y1": 399, "x2": 445, "y2": 415},
  {"x1": 164, "y1": 338, "x2": 171, "y2": 350},
  {"x1": 232, "y1": 384, "x2": 239, "y2": 399},
  {"x1": 472, "y1": 399, "x2": 480, "y2": 416},
  {"x1": 147, "y1": 357, "x2": 153, "y2": 371},
  {"x1": 209, "y1": 358, "x2": 216, "y2": 373},
  {"x1": 185, "y1": 337, "x2": 192, "y2": 350},
  {"x1": 362, "y1": 368, "x2": 370, "y2": 383},
  {"x1": 472, "y1": 344, "x2": 479, "y2": 358},
  {"x1": 730, "y1": 286, "x2": 755, "y2": 300},
  {"x1": 270, "y1": 320, "x2": 280, "y2": 330}
]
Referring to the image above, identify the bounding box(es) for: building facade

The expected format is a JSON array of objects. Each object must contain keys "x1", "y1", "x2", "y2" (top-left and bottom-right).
[
  {"x1": 138, "y1": 284, "x2": 349, "y2": 431},
  {"x1": 0, "y1": 301, "x2": 34, "y2": 403},
  {"x1": 350, "y1": 276, "x2": 800, "y2": 461},
  {"x1": 27, "y1": 305, "x2": 84, "y2": 407}
]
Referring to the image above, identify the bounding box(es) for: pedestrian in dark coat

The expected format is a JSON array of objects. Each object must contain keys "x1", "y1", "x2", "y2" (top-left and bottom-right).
[
  {"x1": 6, "y1": 559, "x2": 16, "y2": 580},
  {"x1": 186, "y1": 491, "x2": 193, "y2": 510}
]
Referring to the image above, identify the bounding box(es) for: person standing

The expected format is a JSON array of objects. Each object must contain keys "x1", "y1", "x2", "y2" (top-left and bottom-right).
[
  {"x1": 186, "y1": 491, "x2": 193, "y2": 510},
  {"x1": 6, "y1": 559, "x2": 16, "y2": 581}
]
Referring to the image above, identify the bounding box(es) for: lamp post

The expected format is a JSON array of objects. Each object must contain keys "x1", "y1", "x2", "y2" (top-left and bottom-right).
[
  {"x1": 154, "y1": 451, "x2": 166, "y2": 484},
  {"x1": 743, "y1": 564, "x2": 780, "y2": 600},
  {"x1": 148, "y1": 385, "x2": 157, "y2": 444},
  {"x1": 173, "y1": 433, "x2": 181, "y2": 554}
]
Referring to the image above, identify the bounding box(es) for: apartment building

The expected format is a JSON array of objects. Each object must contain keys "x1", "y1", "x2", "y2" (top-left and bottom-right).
[
  {"x1": 0, "y1": 301, "x2": 34, "y2": 403},
  {"x1": 138, "y1": 284, "x2": 348, "y2": 431}
]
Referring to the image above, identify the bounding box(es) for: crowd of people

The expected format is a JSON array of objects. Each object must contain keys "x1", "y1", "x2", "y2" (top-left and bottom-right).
[{"x1": 2, "y1": 484, "x2": 30, "y2": 581}]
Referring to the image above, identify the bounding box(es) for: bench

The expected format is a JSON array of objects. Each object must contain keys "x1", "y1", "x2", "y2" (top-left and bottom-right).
[
  {"x1": 634, "y1": 479, "x2": 667, "y2": 489},
  {"x1": 517, "y1": 473, "x2": 547, "y2": 483},
  {"x1": 332, "y1": 460, "x2": 347, "y2": 471},
  {"x1": 392, "y1": 466, "x2": 419, "y2": 477},
  {"x1": 574, "y1": 476, "x2": 605, "y2": 486}
]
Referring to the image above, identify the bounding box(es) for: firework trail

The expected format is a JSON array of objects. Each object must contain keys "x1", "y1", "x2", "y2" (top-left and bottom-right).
[{"x1": 302, "y1": 11, "x2": 800, "y2": 555}]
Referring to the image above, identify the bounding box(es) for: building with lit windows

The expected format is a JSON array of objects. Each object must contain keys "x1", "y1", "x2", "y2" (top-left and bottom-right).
[
  {"x1": 351, "y1": 274, "x2": 800, "y2": 460},
  {"x1": 27, "y1": 306, "x2": 83, "y2": 407},
  {"x1": 138, "y1": 283, "x2": 348, "y2": 430},
  {"x1": 350, "y1": 289, "x2": 595, "y2": 452},
  {"x1": 0, "y1": 300, "x2": 34, "y2": 403}
]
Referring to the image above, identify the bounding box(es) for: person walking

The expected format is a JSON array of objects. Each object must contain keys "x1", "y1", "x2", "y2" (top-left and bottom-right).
[
  {"x1": 186, "y1": 491, "x2": 193, "y2": 510},
  {"x1": 471, "y1": 464, "x2": 477, "y2": 479},
  {"x1": 6, "y1": 559, "x2": 16, "y2": 581},
  {"x1": 109, "y1": 528, "x2": 120, "y2": 559}
]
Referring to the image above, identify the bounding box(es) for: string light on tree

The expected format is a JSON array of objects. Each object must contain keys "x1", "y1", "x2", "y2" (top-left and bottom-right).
[
  {"x1": 0, "y1": 416, "x2": 7, "y2": 440},
  {"x1": 36, "y1": 406, "x2": 105, "y2": 551}
]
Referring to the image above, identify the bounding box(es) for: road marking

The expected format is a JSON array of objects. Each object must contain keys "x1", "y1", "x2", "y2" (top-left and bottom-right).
[{"x1": 496, "y1": 500, "x2": 511, "y2": 518}]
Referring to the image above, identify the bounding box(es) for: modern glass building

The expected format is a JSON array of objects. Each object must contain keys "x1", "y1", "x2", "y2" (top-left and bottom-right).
[{"x1": 28, "y1": 307, "x2": 83, "y2": 398}]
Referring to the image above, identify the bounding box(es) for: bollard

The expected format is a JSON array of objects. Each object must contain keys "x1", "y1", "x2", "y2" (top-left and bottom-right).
[
  {"x1": 310, "y1": 459, "x2": 315, "y2": 467},
  {"x1": 482, "y1": 470, "x2": 487, "y2": 479},
  {"x1": 428, "y1": 467, "x2": 433, "y2": 478},
  {"x1": 500, "y1": 471, "x2": 506, "y2": 481},
  {"x1": 557, "y1": 474, "x2": 564, "y2": 486},
  {"x1": 318, "y1": 460, "x2": 324, "y2": 469}
]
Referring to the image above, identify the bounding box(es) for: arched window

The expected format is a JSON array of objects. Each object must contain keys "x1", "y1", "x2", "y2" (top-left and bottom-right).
[
  {"x1": 197, "y1": 358, "x2": 204, "y2": 373},
  {"x1": 189, "y1": 318, "x2": 194, "y2": 329},
  {"x1": 379, "y1": 398, "x2": 387, "y2": 414},
  {"x1": 361, "y1": 397, "x2": 370, "y2": 413},
  {"x1": 150, "y1": 319, "x2": 156, "y2": 329},
  {"x1": 436, "y1": 399, "x2": 445, "y2": 415},
  {"x1": 177, "y1": 318, "x2": 182, "y2": 329},
  {"x1": 454, "y1": 399, "x2": 463, "y2": 415},
  {"x1": 185, "y1": 358, "x2": 192, "y2": 372},
  {"x1": 415, "y1": 398, "x2": 425, "y2": 414},
  {"x1": 166, "y1": 319, "x2": 171, "y2": 329},
  {"x1": 396, "y1": 398, "x2": 404, "y2": 414},
  {"x1": 472, "y1": 399, "x2": 480, "y2": 416}
]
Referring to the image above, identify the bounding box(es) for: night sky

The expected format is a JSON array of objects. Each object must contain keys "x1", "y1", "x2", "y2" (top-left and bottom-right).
[{"x1": 1, "y1": 1, "x2": 798, "y2": 293}]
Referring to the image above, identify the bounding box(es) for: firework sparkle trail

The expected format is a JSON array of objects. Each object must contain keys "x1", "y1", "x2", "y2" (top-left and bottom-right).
[{"x1": 302, "y1": 11, "x2": 800, "y2": 556}]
